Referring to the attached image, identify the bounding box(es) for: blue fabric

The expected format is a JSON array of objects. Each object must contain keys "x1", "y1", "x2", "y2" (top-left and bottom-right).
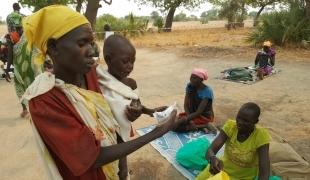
[
  {"x1": 186, "y1": 83, "x2": 214, "y2": 100},
  {"x1": 186, "y1": 83, "x2": 214, "y2": 118}
]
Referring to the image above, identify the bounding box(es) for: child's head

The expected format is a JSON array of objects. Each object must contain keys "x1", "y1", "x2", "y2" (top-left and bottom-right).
[
  {"x1": 190, "y1": 68, "x2": 208, "y2": 87},
  {"x1": 236, "y1": 102, "x2": 260, "y2": 134},
  {"x1": 13, "y1": 3, "x2": 20, "y2": 11},
  {"x1": 103, "y1": 34, "x2": 136, "y2": 80}
]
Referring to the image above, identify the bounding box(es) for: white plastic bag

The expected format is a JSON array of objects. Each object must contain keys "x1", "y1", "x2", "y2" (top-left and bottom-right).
[{"x1": 153, "y1": 102, "x2": 178, "y2": 124}]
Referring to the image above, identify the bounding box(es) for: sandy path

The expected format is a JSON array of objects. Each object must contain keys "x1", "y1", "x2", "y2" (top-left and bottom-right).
[{"x1": 0, "y1": 48, "x2": 309, "y2": 180}]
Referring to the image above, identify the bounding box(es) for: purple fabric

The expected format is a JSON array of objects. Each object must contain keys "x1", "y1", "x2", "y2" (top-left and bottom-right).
[{"x1": 261, "y1": 66, "x2": 273, "y2": 75}]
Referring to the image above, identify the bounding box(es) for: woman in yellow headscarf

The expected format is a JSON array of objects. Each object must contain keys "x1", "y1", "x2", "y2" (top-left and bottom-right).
[{"x1": 23, "y1": 5, "x2": 181, "y2": 180}]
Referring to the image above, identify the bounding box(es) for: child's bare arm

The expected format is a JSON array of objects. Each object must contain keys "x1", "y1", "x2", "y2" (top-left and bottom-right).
[
  {"x1": 186, "y1": 99, "x2": 208, "y2": 122},
  {"x1": 142, "y1": 105, "x2": 168, "y2": 117},
  {"x1": 123, "y1": 78, "x2": 167, "y2": 117},
  {"x1": 184, "y1": 93, "x2": 190, "y2": 114}
]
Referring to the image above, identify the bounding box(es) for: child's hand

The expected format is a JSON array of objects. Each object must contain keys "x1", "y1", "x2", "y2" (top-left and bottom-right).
[
  {"x1": 130, "y1": 100, "x2": 142, "y2": 109},
  {"x1": 154, "y1": 106, "x2": 168, "y2": 112},
  {"x1": 125, "y1": 105, "x2": 142, "y2": 122}
]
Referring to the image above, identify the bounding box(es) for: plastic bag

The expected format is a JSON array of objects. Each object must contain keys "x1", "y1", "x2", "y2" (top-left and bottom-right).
[
  {"x1": 176, "y1": 137, "x2": 210, "y2": 171},
  {"x1": 207, "y1": 171, "x2": 230, "y2": 180},
  {"x1": 153, "y1": 102, "x2": 178, "y2": 124},
  {"x1": 255, "y1": 176, "x2": 282, "y2": 180}
]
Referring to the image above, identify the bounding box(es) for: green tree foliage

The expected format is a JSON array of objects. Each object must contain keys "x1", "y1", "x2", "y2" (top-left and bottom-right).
[
  {"x1": 150, "y1": 11, "x2": 164, "y2": 32},
  {"x1": 248, "y1": 0, "x2": 278, "y2": 26},
  {"x1": 248, "y1": 1, "x2": 310, "y2": 46},
  {"x1": 150, "y1": 11, "x2": 160, "y2": 20},
  {"x1": 248, "y1": 11, "x2": 258, "y2": 18},
  {"x1": 95, "y1": 13, "x2": 148, "y2": 38},
  {"x1": 18, "y1": 0, "x2": 73, "y2": 12},
  {"x1": 18, "y1": 0, "x2": 112, "y2": 27},
  {"x1": 188, "y1": 15, "x2": 199, "y2": 21},
  {"x1": 173, "y1": 13, "x2": 198, "y2": 22},
  {"x1": 153, "y1": 16, "x2": 164, "y2": 31},
  {"x1": 0, "y1": 16, "x2": 5, "y2": 24},
  {"x1": 209, "y1": 0, "x2": 246, "y2": 23},
  {"x1": 133, "y1": 0, "x2": 205, "y2": 31},
  {"x1": 200, "y1": 9, "x2": 219, "y2": 24},
  {"x1": 173, "y1": 12, "x2": 187, "y2": 21}
]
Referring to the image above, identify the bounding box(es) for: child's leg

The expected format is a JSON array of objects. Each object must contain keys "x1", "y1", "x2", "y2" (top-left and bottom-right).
[
  {"x1": 194, "y1": 123, "x2": 217, "y2": 134},
  {"x1": 174, "y1": 121, "x2": 197, "y2": 132},
  {"x1": 118, "y1": 156, "x2": 128, "y2": 180},
  {"x1": 20, "y1": 103, "x2": 29, "y2": 118}
]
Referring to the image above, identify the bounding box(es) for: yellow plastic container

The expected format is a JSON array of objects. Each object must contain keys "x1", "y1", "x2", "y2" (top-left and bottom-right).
[{"x1": 207, "y1": 171, "x2": 230, "y2": 180}]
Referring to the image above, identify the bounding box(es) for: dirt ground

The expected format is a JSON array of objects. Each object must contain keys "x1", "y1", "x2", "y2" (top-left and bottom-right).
[
  {"x1": 1, "y1": 22, "x2": 310, "y2": 179},
  {"x1": 0, "y1": 46, "x2": 309, "y2": 179}
]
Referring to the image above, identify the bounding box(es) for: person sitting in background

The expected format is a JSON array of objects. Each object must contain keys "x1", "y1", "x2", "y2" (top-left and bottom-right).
[
  {"x1": 175, "y1": 68, "x2": 217, "y2": 134},
  {"x1": 255, "y1": 41, "x2": 276, "y2": 80},
  {"x1": 196, "y1": 102, "x2": 270, "y2": 180}
]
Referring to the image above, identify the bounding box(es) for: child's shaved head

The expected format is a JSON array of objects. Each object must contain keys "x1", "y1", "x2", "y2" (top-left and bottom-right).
[
  {"x1": 103, "y1": 34, "x2": 136, "y2": 80},
  {"x1": 240, "y1": 102, "x2": 261, "y2": 120},
  {"x1": 103, "y1": 34, "x2": 135, "y2": 58}
]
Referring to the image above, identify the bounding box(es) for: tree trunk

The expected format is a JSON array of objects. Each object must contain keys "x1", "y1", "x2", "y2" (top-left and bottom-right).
[
  {"x1": 76, "y1": 0, "x2": 83, "y2": 13},
  {"x1": 84, "y1": 0, "x2": 101, "y2": 28},
  {"x1": 164, "y1": 6, "x2": 176, "y2": 32},
  {"x1": 253, "y1": 5, "x2": 266, "y2": 27},
  {"x1": 306, "y1": 0, "x2": 310, "y2": 19},
  {"x1": 239, "y1": 2, "x2": 246, "y2": 23}
]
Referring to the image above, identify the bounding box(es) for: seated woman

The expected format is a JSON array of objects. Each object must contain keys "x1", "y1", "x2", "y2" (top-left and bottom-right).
[
  {"x1": 175, "y1": 68, "x2": 217, "y2": 134},
  {"x1": 196, "y1": 102, "x2": 270, "y2": 180},
  {"x1": 255, "y1": 41, "x2": 276, "y2": 80}
]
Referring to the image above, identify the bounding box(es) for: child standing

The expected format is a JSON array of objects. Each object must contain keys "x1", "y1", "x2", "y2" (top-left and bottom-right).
[
  {"x1": 97, "y1": 34, "x2": 167, "y2": 179},
  {"x1": 176, "y1": 68, "x2": 217, "y2": 134}
]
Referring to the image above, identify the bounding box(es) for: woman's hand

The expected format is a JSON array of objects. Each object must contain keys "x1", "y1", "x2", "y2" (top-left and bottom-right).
[
  {"x1": 209, "y1": 156, "x2": 223, "y2": 175},
  {"x1": 147, "y1": 106, "x2": 168, "y2": 117}
]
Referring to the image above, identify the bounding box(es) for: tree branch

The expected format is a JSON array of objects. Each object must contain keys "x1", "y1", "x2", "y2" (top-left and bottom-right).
[{"x1": 102, "y1": 0, "x2": 112, "y2": 5}]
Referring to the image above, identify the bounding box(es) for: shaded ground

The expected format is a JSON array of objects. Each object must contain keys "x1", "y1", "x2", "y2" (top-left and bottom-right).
[{"x1": 0, "y1": 47, "x2": 309, "y2": 179}]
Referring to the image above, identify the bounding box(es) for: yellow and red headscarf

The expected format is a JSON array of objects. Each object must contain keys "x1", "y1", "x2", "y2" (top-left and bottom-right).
[
  {"x1": 263, "y1": 41, "x2": 272, "y2": 47},
  {"x1": 23, "y1": 5, "x2": 89, "y2": 64}
]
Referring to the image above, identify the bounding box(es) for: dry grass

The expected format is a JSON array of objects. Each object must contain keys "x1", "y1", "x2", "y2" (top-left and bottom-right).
[
  {"x1": 131, "y1": 28, "x2": 250, "y2": 48},
  {"x1": 2, "y1": 21, "x2": 309, "y2": 62},
  {"x1": 130, "y1": 25, "x2": 310, "y2": 62},
  {"x1": 167, "y1": 20, "x2": 254, "y2": 30}
]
